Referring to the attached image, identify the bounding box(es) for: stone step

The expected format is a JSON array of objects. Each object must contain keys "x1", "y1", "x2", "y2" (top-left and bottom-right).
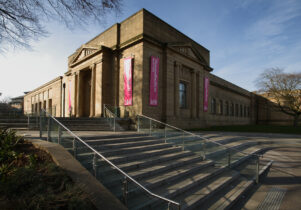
[
  {"x1": 0, "y1": 123, "x2": 28, "y2": 128},
  {"x1": 77, "y1": 145, "x2": 183, "y2": 165},
  {"x1": 127, "y1": 166, "x2": 221, "y2": 210},
  {"x1": 110, "y1": 159, "x2": 215, "y2": 203},
  {"x1": 175, "y1": 170, "x2": 240, "y2": 210},
  {"x1": 199, "y1": 177, "x2": 252, "y2": 210},
  {"x1": 117, "y1": 150, "x2": 194, "y2": 172},
  {"x1": 79, "y1": 133, "x2": 149, "y2": 140},
  {"x1": 104, "y1": 154, "x2": 206, "y2": 189},
  {"x1": 90, "y1": 138, "x2": 166, "y2": 151},
  {"x1": 84, "y1": 135, "x2": 156, "y2": 145}
]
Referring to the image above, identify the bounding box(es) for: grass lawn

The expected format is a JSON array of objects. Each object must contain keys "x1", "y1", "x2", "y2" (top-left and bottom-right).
[
  {"x1": 0, "y1": 128, "x2": 96, "y2": 210},
  {"x1": 191, "y1": 125, "x2": 301, "y2": 135}
]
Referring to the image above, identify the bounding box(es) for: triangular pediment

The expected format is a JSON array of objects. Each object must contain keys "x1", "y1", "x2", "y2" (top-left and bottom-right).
[
  {"x1": 71, "y1": 46, "x2": 99, "y2": 64},
  {"x1": 168, "y1": 43, "x2": 207, "y2": 65}
]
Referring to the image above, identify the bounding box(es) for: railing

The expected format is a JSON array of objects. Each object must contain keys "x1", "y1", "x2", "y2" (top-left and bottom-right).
[
  {"x1": 39, "y1": 109, "x2": 180, "y2": 209},
  {"x1": 103, "y1": 104, "x2": 116, "y2": 132},
  {"x1": 137, "y1": 114, "x2": 267, "y2": 184},
  {"x1": 25, "y1": 106, "x2": 56, "y2": 130}
]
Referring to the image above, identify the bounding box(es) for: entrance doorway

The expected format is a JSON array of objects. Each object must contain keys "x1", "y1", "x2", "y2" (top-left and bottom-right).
[{"x1": 81, "y1": 70, "x2": 91, "y2": 117}]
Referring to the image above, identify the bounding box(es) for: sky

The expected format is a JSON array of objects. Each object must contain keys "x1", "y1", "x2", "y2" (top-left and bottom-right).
[{"x1": 1, "y1": 0, "x2": 301, "y2": 100}]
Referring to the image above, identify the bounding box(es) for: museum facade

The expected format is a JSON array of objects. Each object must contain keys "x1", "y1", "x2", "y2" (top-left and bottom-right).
[{"x1": 24, "y1": 9, "x2": 265, "y2": 129}]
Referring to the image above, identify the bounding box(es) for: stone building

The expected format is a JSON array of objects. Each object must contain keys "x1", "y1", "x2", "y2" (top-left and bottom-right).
[{"x1": 24, "y1": 9, "x2": 290, "y2": 128}]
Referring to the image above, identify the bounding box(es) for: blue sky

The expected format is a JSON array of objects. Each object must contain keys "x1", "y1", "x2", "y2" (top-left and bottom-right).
[{"x1": 1, "y1": 0, "x2": 301, "y2": 99}]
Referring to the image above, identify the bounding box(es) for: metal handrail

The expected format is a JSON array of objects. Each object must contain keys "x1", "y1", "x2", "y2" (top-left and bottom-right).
[
  {"x1": 103, "y1": 104, "x2": 116, "y2": 117},
  {"x1": 137, "y1": 114, "x2": 262, "y2": 158},
  {"x1": 41, "y1": 109, "x2": 180, "y2": 209},
  {"x1": 103, "y1": 104, "x2": 116, "y2": 132}
]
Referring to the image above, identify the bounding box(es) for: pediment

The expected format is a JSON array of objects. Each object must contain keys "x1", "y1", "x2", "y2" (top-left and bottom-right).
[
  {"x1": 71, "y1": 46, "x2": 98, "y2": 64},
  {"x1": 168, "y1": 43, "x2": 207, "y2": 64}
]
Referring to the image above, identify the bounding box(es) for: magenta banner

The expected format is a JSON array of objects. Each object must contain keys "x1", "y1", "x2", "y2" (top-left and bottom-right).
[
  {"x1": 203, "y1": 77, "x2": 209, "y2": 112},
  {"x1": 149, "y1": 56, "x2": 159, "y2": 106},
  {"x1": 124, "y1": 57, "x2": 133, "y2": 106}
]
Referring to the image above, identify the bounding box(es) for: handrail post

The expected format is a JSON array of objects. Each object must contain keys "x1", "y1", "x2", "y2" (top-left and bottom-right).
[
  {"x1": 182, "y1": 131, "x2": 185, "y2": 151},
  {"x1": 113, "y1": 117, "x2": 116, "y2": 132},
  {"x1": 256, "y1": 156, "x2": 260, "y2": 184},
  {"x1": 202, "y1": 140, "x2": 206, "y2": 160},
  {"x1": 58, "y1": 126, "x2": 62, "y2": 145},
  {"x1": 137, "y1": 115, "x2": 140, "y2": 132},
  {"x1": 73, "y1": 137, "x2": 77, "y2": 158},
  {"x1": 27, "y1": 115, "x2": 30, "y2": 130},
  {"x1": 93, "y1": 153, "x2": 98, "y2": 178},
  {"x1": 149, "y1": 119, "x2": 152, "y2": 136},
  {"x1": 47, "y1": 117, "x2": 51, "y2": 141},
  {"x1": 228, "y1": 151, "x2": 231, "y2": 167},
  {"x1": 164, "y1": 126, "x2": 167, "y2": 143},
  {"x1": 123, "y1": 176, "x2": 128, "y2": 206},
  {"x1": 39, "y1": 112, "x2": 42, "y2": 138}
]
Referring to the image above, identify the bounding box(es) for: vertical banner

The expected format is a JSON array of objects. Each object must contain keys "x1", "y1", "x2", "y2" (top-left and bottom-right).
[
  {"x1": 149, "y1": 56, "x2": 160, "y2": 106},
  {"x1": 68, "y1": 81, "x2": 72, "y2": 113},
  {"x1": 203, "y1": 77, "x2": 209, "y2": 112},
  {"x1": 124, "y1": 57, "x2": 133, "y2": 106}
]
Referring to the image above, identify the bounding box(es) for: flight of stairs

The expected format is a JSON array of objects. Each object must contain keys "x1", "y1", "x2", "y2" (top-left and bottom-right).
[
  {"x1": 52, "y1": 132, "x2": 272, "y2": 210},
  {"x1": 53, "y1": 117, "x2": 131, "y2": 131}
]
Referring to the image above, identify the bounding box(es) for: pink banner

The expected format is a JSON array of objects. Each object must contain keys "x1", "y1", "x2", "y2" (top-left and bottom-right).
[
  {"x1": 68, "y1": 81, "x2": 72, "y2": 113},
  {"x1": 149, "y1": 56, "x2": 159, "y2": 106},
  {"x1": 124, "y1": 57, "x2": 133, "y2": 106},
  {"x1": 203, "y1": 77, "x2": 209, "y2": 112}
]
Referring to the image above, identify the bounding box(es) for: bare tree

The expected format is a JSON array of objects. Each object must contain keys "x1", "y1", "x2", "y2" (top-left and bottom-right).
[
  {"x1": 256, "y1": 68, "x2": 301, "y2": 126},
  {"x1": 0, "y1": 0, "x2": 122, "y2": 52}
]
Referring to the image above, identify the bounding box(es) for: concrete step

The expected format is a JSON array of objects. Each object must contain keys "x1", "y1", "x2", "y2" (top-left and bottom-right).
[
  {"x1": 117, "y1": 150, "x2": 195, "y2": 172},
  {"x1": 77, "y1": 145, "x2": 183, "y2": 165},
  {"x1": 87, "y1": 138, "x2": 166, "y2": 151},
  {"x1": 176, "y1": 170, "x2": 240, "y2": 210},
  {"x1": 105, "y1": 154, "x2": 206, "y2": 189},
  {"x1": 84, "y1": 135, "x2": 157, "y2": 145}
]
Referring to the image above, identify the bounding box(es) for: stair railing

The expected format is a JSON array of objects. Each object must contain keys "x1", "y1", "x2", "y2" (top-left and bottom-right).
[
  {"x1": 39, "y1": 109, "x2": 180, "y2": 209},
  {"x1": 137, "y1": 114, "x2": 268, "y2": 184},
  {"x1": 103, "y1": 104, "x2": 116, "y2": 132}
]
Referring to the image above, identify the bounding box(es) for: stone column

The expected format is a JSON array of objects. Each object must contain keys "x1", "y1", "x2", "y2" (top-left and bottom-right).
[
  {"x1": 90, "y1": 64, "x2": 96, "y2": 117},
  {"x1": 191, "y1": 69, "x2": 196, "y2": 118},
  {"x1": 76, "y1": 71, "x2": 81, "y2": 117},
  {"x1": 174, "y1": 62, "x2": 180, "y2": 117}
]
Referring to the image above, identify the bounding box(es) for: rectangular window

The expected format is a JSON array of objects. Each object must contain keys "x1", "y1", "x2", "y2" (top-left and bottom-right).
[
  {"x1": 244, "y1": 106, "x2": 247, "y2": 117},
  {"x1": 240, "y1": 104, "x2": 243, "y2": 117},
  {"x1": 211, "y1": 98, "x2": 216, "y2": 114},
  {"x1": 235, "y1": 104, "x2": 238, "y2": 117},
  {"x1": 219, "y1": 100, "x2": 223, "y2": 115},
  {"x1": 225, "y1": 101, "x2": 229, "y2": 116},
  {"x1": 179, "y1": 82, "x2": 187, "y2": 108},
  {"x1": 230, "y1": 102, "x2": 234, "y2": 116}
]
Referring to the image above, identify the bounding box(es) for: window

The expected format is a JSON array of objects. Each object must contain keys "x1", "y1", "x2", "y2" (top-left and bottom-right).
[
  {"x1": 219, "y1": 100, "x2": 223, "y2": 115},
  {"x1": 225, "y1": 101, "x2": 229, "y2": 116},
  {"x1": 240, "y1": 105, "x2": 243, "y2": 117},
  {"x1": 235, "y1": 104, "x2": 239, "y2": 117},
  {"x1": 211, "y1": 98, "x2": 216, "y2": 114},
  {"x1": 247, "y1": 107, "x2": 250, "y2": 117},
  {"x1": 244, "y1": 106, "x2": 247, "y2": 117},
  {"x1": 179, "y1": 82, "x2": 187, "y2": 108},
  {"x1": 230, "y1": 102, "x2": 234, "y2": 116}
]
